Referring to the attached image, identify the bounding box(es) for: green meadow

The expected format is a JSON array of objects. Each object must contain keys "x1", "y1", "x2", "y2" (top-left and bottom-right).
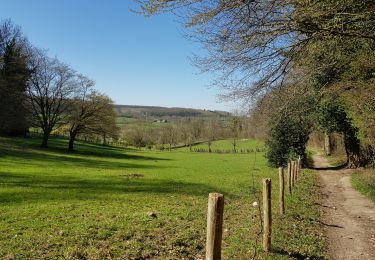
[{"x1": 0, "y1": 137, "x2": 323, "y2": 259}]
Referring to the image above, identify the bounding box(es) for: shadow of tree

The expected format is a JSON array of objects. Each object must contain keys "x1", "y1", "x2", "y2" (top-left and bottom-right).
[
  {"x1": 0, "y1": 171, "x2": 226, "y2": 204},
  {"x1": 272, "y1": 247, "x2": 325, "y2": 259},
  {"x1": 309, "y1": 163, "x2": 348, "y2": 171},
  {"x1": 1, "y1": 149, "x2": 167, "y2": 169},
  {"x1": 0, "y1": 136, "x2": 170, "y2": 161}
]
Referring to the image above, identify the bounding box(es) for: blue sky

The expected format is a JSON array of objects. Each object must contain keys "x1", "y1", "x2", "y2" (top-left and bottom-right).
[{"x1": 0, "y1": 0, "x2": 237, "y2": 111}]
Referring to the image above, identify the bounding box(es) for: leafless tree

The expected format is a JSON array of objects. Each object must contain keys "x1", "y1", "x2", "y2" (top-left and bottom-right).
[
  {"x1": 204, "y1": 119, "x2": 219, "y2": 152},
  {"x1": 66, "y1": 75, "x2": 118, "y2": 151},
  {"x1": 137, "y1": 0, "x2": 374, "y2": 104},
  {"x1": 27, "y1": 50, "x2": 76, "y2": 147}
]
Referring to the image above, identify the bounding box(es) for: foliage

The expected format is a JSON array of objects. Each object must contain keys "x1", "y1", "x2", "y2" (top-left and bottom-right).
[
  {"x1": 0, "y1": 19, "x2": 31, "y2": 136},
  {"x1": 266, "y1": 111, "x2": 311, "y2": 167}
]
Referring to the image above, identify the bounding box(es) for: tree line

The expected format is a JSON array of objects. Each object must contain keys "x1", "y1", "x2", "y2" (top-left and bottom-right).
[
  {"x1": 121, "y1": 117, "x2": 252, "y2": 152},
  {"x1": 0, "y1": 19, "x2": 119, "y2": 151},
  {"x1": 137, "y1": 0, "x2": 375, "y2": 168}
]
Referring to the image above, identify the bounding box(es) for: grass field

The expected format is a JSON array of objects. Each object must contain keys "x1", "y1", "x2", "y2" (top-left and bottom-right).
[{"x1": 0, "y1": 137, "x2": 324, "y2": 259}]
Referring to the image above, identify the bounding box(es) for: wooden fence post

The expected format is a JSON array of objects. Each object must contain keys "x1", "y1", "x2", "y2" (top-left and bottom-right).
[
  {"x1": 291, "y1": 161, "x2": 295, "y2": 187},
  {"x1": 279, "y1": 167, "x2": 285, "y2": 214},
  {"x1": 263, "y1": 178, "x2": 272, "y2": 252},
  {"x1": 206, "y1": 193, "x2": 224, "y2": 260},
  {"x1": 287, "y1": 162, "x2": 292, "y2": 194},
  {"x1": 294, "y1": 160, "x2": 298, "y2": 182}
]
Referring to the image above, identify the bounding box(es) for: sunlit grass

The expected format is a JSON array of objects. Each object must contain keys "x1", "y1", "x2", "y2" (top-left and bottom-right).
[{"x1": 0, "y1": 137, "x2": 323, "y2": 259}]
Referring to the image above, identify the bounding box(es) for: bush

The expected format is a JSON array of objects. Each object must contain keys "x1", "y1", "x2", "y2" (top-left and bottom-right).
[{"x1": 266, "y1": 112, "x2": 311, "y2": 167}]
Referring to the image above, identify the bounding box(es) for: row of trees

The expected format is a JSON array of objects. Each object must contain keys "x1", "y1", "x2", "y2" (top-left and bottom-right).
[
  {"x1": 122, "y1": 117, "x2": 246, "y2": 152},
  {"x1": 0, "y1": 20, "x2": 118, "y2": 151},
  {"x1": 137, "y1": 0, "x2": 375, "y2": 167}
]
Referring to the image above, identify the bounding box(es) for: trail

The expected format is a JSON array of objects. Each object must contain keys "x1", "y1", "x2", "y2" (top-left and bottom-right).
[{"x1": 314, "y1": 153, "x2": 375, "y2": 259}]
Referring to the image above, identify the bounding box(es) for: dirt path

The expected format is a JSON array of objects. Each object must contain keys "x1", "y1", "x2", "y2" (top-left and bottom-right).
[{"x1": 315, "y1": 153, "x2": 375, "y2": 259}]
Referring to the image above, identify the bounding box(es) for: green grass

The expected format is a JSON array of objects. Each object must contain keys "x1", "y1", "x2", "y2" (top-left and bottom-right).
[
  {"x1": 352, "y1": 169, "x2": 375, "y2": 201},
  {"x1": 0, "y1": 137, "x2": 323, "y2": 259}
]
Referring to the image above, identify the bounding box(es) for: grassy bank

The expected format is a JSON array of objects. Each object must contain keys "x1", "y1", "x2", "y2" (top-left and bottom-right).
[
  {"x1": 352, "y1": 169, "x2": 375, "y2": 201},
  {"x1": 0, "y1": 137, "x2": 323, "y2": 259}
]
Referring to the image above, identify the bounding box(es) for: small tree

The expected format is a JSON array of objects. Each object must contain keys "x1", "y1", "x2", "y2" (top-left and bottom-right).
[
  {"x1": 230, "y1": 117, "x2": 242, "y2": 153},
  {"x1": 204, "y1": 119, "x2": 219, "y2": 153},
  {"x1": 66, "y1": 75, "x2": 116, "y2": 151},
  {"x1": 166, "y1": 124, "x2": 179, "y2": 150},
  {"x1": 263, "y1": 85, "x2": 315, "y2": 167},
  {"x1": 266, "y1": 113, "x2": 311, "y2": 167}
]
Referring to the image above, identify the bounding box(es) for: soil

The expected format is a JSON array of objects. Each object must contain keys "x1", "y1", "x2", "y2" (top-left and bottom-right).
[{"x1": 314, "y1": 153, "x2": 375, "y2": 259}]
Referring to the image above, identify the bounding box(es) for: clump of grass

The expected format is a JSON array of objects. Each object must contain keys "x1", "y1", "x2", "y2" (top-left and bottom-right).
[{"x1": 352, "y1": 169, "x2": 375, "y2": 200}]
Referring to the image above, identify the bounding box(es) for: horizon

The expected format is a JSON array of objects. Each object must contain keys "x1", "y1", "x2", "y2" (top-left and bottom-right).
[
  {"x1": 113, "y1": 103, "x2": 233, "y2": 113},
  {"x1": 0, "y1": 0, "x2": 241, "y2": 112}
]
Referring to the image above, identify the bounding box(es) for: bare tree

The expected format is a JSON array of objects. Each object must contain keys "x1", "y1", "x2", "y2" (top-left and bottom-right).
[
  {"x1": 204, "y1": 119, "x2": 219, "y2": 153},
  {"x1": 124, "y1": 123, "x2": 147, "y2": 149},
  {"x1": 137, "y1": 0, "x2": 374, "y2": 103},
  {"x1": 66, "y1": 75, "x2": 117, "y2": 151},
  {"x1": 27, "y1": 50, "x2": 76, "y2": 147},
  {"x1": 230, "y1": 117, "x2": 242, "y2": 153},
  {"x1": 159, "y1": 124, "x2": 178, "y2": 150}
]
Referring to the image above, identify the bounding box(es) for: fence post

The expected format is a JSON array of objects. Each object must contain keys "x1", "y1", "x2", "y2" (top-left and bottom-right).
[
  {"x1": 291, "y1": 161, "x2": 295, "y2": 187},
  {"x1": 206, "y1": 193, "x2": 224, "y2": 260},
  {"x1": 287, "y1": 162, "x2": 292, "y2": 194},
  {"x1": 279, "y1": 167, "x2": 285, "y2": 214},
  {"x1": 263, "y1": 178, "x2": 272, "y2": 252},
  {"x1": 294, "y1": 160, "x2": 298, "y2": 182}
]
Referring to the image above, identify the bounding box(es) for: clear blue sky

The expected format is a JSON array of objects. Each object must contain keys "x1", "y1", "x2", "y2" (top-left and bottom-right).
[{"x1": 0, "y1": 0, "x2": 237, "y2": 111}]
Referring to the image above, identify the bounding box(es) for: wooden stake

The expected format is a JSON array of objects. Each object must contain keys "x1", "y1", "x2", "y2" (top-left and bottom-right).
[
  {"x1": 291, "y1": 161, "x2": 295, "y2": 187},
  {"x1": 279, "y1": 167, "x2": 285, "y2": 214},
  {"x1": 206, "y1": 193, "x2": 224, "y2": 260},
  {"x1": 263, "y1": 178, "x2": 272, "y2": 252},
  {"x1": 297, "y1": 157, "x2": 301, "y2": 178},
  {"x1": 294, "y1": 160, "x2": 298, "y2": 182},
  {"x1": 287, "y1": 162, "x2": 292, "y2": 194}
]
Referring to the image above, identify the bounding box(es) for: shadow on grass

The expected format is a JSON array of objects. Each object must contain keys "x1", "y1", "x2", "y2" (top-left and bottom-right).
[
  {"x1": 0, "y1": 136, "x2": 169, "y2": 161},
  {"x1": 0, "y1": 137, "x2": 170, "y2": 170},
  {"x1": 1, "y1": 149, "x2": 167, "y2": 170},
  {"x1": 272, "y1": 247, "x2": 324, "y2": 259},
  {"x1": 0, "y1": 171, "x2": 227, "y2": 204}
]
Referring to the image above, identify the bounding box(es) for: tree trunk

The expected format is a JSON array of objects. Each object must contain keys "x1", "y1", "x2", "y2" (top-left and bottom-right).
[
  {"x1": 208, "y1": 141, "x2": 212, "y2": 153},
  {"x1": 41, "y1": 131, "x2": 50, "y2": 147},
  {"x1": 68, "y1": 131, "x2": 77, "y2": 152},
  {"x1": 232, "y1": 139, "x2": 237, "y2": 153},
  {"x1": 324, "y1": 132, "x2": 331, "y2": 156}
]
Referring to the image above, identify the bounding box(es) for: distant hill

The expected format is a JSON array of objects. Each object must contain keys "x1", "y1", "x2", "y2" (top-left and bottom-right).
[{"x1": 114, "y1": 105, "x2": 231, "y2": 119}]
